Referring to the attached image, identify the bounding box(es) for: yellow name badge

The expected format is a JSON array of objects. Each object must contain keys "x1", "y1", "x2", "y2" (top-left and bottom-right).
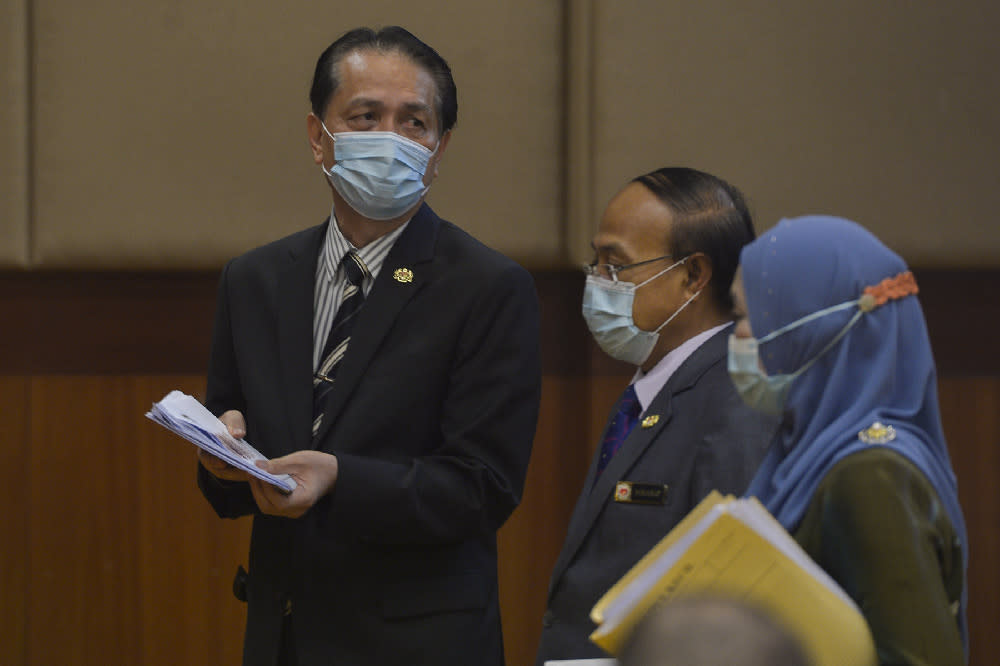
[{"x1": 614, "y1": 481, "x2": 669, "y2": 505}]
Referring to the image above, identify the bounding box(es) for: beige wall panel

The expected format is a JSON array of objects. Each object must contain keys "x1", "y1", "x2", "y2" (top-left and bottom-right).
[
  {"x1": 0, "y1": 0, "x2": 29, "y2": 267},
  {"x1": 33, "y1": 1, "x2": 562, "y2": 269},
  {"x1": 578, "y1": 1, "x2": 1000, "y2": 267}
]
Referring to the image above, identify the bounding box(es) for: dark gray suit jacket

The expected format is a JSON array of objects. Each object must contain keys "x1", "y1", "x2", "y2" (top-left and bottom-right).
[
  {"x1": 198, "y1": 203, "x2": 541, "y2": 666},
  {"x1": 535, "y1": 328, "x2": 776, "y2": 664}
]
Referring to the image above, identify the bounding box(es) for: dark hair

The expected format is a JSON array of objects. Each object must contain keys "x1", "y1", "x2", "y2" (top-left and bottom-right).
[
  {"x1": 309, "y1": 26, "x2": 458, "y2": 134},
  {"x1": 633, "y1": 167, "x2": 755, "y2": 311},
  {"x1": 620, "y1": 596, "x2": 812, "y2": 666}
]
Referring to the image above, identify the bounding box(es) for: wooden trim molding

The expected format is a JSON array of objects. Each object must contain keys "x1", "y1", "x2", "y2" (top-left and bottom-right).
[{"x1": 0, "y1": 268, "x2": 996, "y2": 376}]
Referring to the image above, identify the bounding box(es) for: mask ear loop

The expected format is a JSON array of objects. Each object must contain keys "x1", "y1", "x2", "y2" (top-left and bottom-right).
[
  {"x1": 421, "y1": 133, "x2": 447, "y2": 189},
  {"x1": 756, "y1": 270, "x2": 920, "y2": 377},
  {"x1": 318, "y1": 120, "x2": 340, "y2": 180},
  {"x1": 785, "y1": 308, "x2": 865, "y2": 379},
  {"x1": 632, "y1": 256, "x2": 694, "y2": 334},
  {"x1": 634, "y1": 256, "x2": 688, "y2": 289},
  {"x1": 652, "y1": 287, "x2": 701, "y2": 334},
  {"x1": 428, "y1": 129, "x2": 448, "y2": 159},
  {"x1": 320, "y1": 120, "x2": 336, "y2": 142},
  {"x1": 758, "y1": 299, "x2": 858, "y2": 344}
]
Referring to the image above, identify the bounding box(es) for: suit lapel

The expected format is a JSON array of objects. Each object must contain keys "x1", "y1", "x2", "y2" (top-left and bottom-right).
[
  {"x1": 588, "y1": 390, "x2": 675, "y2": 503},
  {"x1": 276, "y1": 222, "x2": 326, "y2": 455},
  {"x1": 546, "y1": 390, "x2": 675, "y2": 595},
  {"x1": 547, "y1": 328, "x2": 731, "y2": 592},
  {"x1": 313, "y1": 204, "x2": 440, "y2": 447}
]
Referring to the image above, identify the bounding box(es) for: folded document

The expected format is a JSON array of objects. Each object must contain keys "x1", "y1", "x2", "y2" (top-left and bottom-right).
[
  {"x1": 589, "y1": 491, "x2": 877, "y2": 666},
  {"x1": 146, "y1": 390, "x2": 296, "y2": 493}
]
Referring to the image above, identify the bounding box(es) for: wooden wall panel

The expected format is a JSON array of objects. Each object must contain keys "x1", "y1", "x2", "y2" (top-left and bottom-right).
[
  {"x1": 497, "y1": 270, "x2": 594, "y2": 664},
  {"x1": 132, "y1": 375, "x2": 251, "y2": 665},
  {"x1": 2, "y1": 268, "x2": 999, "y2": 665},
  {"x1": 0, "y1": 272, "x2": 217, "y2": 375},
  {"x1": 499, "y1": 376, "x2": 592, "y2": 666},
  {"x1": 26, "y1": 375, "x2": 249, "y2": 665},
  {"x1": 939, "y1": 377, "x2": 1000, "y2": 666},
  {"x1": 0, "y1": 377, "x2": 29, "y2": 664}
]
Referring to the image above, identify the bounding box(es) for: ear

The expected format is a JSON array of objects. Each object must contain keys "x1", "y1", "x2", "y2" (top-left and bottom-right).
[
  {"x1": 306, "y1": 113, "x2": 327, "y2": 166},
  {"x1": 684, "y1": 253, "x2": 713, "y2": 298},
  {"x1": 423, "y1": 129, "x2": 452, "y2": 186}
]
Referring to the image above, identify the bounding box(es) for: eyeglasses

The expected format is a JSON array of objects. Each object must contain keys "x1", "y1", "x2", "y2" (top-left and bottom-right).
[{"x1": 582, "y1": 254, "x2": 675, "y2": 282}]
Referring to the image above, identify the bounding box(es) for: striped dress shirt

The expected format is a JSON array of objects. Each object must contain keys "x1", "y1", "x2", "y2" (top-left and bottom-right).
[{"x1": 312, "y1": 211, "x2": 410, "y2": 370}]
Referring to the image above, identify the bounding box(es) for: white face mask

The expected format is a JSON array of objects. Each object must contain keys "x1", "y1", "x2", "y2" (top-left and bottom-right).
[
  {"x1": 320, "y1": 125, "x2": 438, "y2": 220},
  {"x1": 727, "y1": 299, "x2": 865, "y2": 415},
  {"x1": 727, "y1": 335, "x2": 799, "y2": 416},
  {"x1": 581, "y1": 258, "x2": 700, "y2": 366}
]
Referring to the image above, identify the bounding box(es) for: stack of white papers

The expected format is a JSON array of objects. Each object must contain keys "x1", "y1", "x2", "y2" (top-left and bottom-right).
[{"x1": 146, "y1": 390, "x2": 296, "y2": 493}]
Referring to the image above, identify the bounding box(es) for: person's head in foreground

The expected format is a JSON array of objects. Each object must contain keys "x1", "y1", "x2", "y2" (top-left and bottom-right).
[
  {"x1": 619, "y1": 595, "x2": 812, "y2": 666},
  {"x1": 728, "y1": 215, "x2": 968, "y2": 657}
]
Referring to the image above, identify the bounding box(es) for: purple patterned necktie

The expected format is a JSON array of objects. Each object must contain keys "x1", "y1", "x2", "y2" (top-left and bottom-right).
[{"x1": 596, "y1": 384, "x2": 641, "y2": 479}]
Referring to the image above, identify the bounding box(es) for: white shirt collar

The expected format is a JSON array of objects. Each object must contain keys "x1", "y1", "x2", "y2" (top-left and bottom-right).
[
  {"x1": 318, "y1": 206, "x2": 411, "y2": 284},
  {"x1": 632, "y1": 321, "x2": 732, "y2": 413}
]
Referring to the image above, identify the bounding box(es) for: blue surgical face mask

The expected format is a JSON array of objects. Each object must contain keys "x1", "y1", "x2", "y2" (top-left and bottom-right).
[
  {"x1": 727, "y1": 299, "x2": 865, "y2": 416},
  {"x1": 582, "y1": 258, "x2": 700, "y2": 366},
  {"x1": 320, "y1": 124, "x2": 438, "y2": 221}
]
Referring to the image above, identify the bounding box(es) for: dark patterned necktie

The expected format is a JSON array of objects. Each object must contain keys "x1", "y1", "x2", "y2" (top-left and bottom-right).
[
  {"x1": 595, "y1": 384, "x2": 641, "y2": 479},
  {"x1": 312, "y1": 250, "x2": 369, "y2": 439}
]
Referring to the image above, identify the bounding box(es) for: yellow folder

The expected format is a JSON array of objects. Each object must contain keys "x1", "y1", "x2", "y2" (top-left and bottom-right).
[{"x1": 589, "y1": 491, "x2": 877, "y2": 666}]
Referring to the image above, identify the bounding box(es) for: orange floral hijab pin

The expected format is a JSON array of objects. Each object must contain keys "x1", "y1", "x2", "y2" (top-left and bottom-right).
[{"x1": 858, "y1": 271, "x2": 919, "y2": 313}]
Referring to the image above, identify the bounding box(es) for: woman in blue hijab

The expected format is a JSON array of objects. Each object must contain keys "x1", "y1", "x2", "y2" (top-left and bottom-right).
[{"x1": 728, "y1": 216, "x2": 967, "y2": 665}]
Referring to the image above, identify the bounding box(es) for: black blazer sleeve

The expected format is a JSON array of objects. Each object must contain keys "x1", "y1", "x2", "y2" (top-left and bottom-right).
[{"x1": 197, "y1": 259, "x2": 258, "y2": 519}]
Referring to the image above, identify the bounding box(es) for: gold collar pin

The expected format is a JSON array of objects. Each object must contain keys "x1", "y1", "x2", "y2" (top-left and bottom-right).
[{"x1": 859, "y1": 421, "x2": 896, "y2": 444}]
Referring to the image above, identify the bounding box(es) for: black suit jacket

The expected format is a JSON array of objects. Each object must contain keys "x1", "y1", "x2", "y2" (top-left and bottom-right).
[
  {"x1": 198, "y1": 204, "x2": 541, "y2": 666},
  {"x1": 535, "y1": 328, "x2": 776, "y2": 664}
]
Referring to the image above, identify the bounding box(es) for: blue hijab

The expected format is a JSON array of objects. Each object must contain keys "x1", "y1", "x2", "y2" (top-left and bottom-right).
[{"x1": 741, "y1": 215, "x2": 968, "y2": 648}]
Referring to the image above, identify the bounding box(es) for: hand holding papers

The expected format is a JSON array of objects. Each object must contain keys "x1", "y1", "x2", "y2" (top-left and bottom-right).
[
  {"x1": 146, "y1": 390, "x2": 296, "y2": 494},
  {"x1": 589, "y1": 491, "x2": 877, "y2": 666}
]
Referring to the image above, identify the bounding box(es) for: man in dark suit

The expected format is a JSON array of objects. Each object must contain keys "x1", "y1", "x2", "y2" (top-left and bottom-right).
[
  {"x1": 196, "y1": 26, "x2": 541, "y2": 666},
  {"x1": 535, "y1": 168, "x2": 776, "y2": 664}
]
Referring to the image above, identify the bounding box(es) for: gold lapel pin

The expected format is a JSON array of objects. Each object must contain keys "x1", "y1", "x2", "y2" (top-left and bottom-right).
[
  {"x1": 641, "y1": 414, "x2": 660, "y2": 429},
  {"x1": 393, "y1": 267, "x2": 414, "y2": 283},
  {"x1": 859, "y1": 421, "x2": 896, "y2": 444}
]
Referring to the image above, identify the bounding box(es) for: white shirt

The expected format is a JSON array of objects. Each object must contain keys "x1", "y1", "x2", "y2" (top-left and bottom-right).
[
  {"x1": 312, "y1": 209, "x2": 410, "y2": 369},
  {"x1": 631, "y1": 322, "x2": 733, "y2": 415}
]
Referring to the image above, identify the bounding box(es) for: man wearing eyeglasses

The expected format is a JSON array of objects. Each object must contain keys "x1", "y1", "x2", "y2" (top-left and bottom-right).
[{"x1": 535, "y1": 167, "x2": 777, "y2": 664}]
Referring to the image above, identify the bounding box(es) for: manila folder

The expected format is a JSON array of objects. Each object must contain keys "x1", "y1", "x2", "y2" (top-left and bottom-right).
[{"x1": 588, "y1": 491, "x2": 877, "y2": 666}]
